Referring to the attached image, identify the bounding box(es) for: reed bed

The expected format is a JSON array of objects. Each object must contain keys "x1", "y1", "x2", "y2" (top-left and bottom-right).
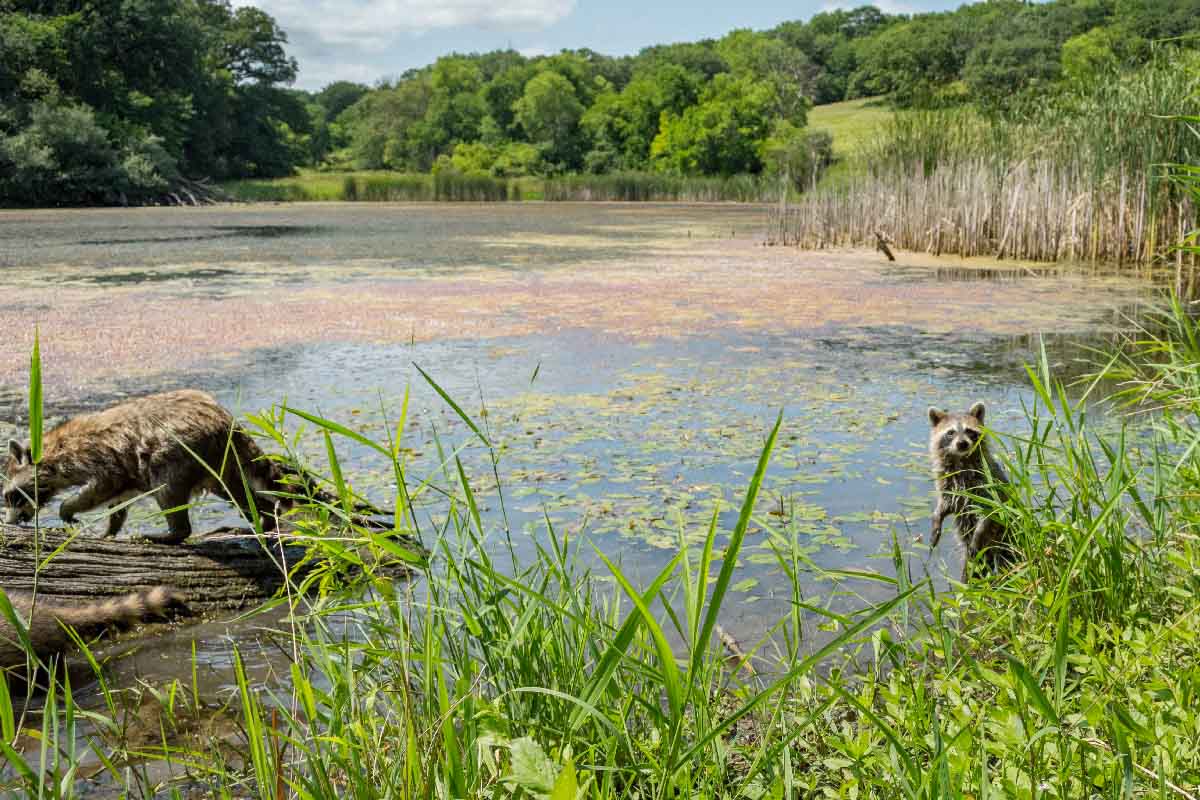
[
  {"x1": 225, "y1": 170, "x2": 775, "y2": 203},
  {"x1": 771, "y1": 58, "x2": 1200, "y2": 268},
  {"x1": 541, "y1": 172, "x2": 772, "y2": 202},
  {"x1": 224, "y1": 171, "x2": 517, "y2": 202},
  {"x1": 769, "y1": 158, "x2": 1198, "y2": 266}
]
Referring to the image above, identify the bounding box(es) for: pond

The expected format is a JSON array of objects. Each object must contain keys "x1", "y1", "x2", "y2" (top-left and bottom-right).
[{"x1": 0, "y1": 202, "x2": 1153, "y2": 783}]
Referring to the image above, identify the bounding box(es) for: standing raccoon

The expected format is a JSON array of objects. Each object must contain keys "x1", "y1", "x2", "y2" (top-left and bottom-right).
[
  {"x1": 0, "y1": 587, "x2": 186, "y2": 671},
  {"x1": 928, "y1": 401, "x2": 1014, "y2": 580},
  {"x1": 4, "y1": 390, "x2": 285, "y2": 545}
]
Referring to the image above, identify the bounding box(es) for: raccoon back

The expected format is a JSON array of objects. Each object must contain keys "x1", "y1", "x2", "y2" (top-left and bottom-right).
[{"x1": 39, "y1": 391, "x2": 237, "y2": 486}]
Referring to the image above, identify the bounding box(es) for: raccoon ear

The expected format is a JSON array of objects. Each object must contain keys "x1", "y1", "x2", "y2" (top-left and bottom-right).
[
  {"x1": 927, "y1": 407, "x2": 946, "y2": 426},
  {"x1": 968, "y1": 402, "x2": 986, "y2": 423},
  {"x1": 8, "y1": 439, "x2": 30, "y2": 465}
]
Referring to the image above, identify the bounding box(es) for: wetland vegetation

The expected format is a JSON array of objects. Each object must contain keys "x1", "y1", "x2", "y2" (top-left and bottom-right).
[{"x1": 4, "y1": 300, "x2": 1200, "y2": 797}]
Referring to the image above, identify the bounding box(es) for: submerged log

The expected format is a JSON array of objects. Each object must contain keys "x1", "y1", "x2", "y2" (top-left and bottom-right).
[
  {"x1": 0, "y1": 524, "x2": 388, "y2": 615},
  {"x1": 874, "y1": 230, "x2": 896, "y2": 262}
]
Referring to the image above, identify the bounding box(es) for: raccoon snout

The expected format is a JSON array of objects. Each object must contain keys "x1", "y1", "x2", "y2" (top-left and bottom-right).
[{"x1": 954, "y1": 440, "x2": 969, "y2": 452}]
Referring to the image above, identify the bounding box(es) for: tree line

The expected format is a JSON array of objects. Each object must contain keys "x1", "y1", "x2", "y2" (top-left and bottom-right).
[
  {"x1": 3, "y1": 0, "x2": 1199, "y2": 206},
  {"x1": 1, "y1": 0, "x2": 301, "y2": 205}
]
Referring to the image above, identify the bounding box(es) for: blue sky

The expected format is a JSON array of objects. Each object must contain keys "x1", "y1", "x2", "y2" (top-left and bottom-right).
[{"x1": 241, "y1": 0, "x2": 969, "y2": 90}]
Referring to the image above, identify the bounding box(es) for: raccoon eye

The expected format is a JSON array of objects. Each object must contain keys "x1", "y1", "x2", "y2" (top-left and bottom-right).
[
  {"x1": 942, "y1": 431, "x2": 954, "y2": 442},
  {"x1": 965, "y1": 429, "x2": 980, "y2": 440}
]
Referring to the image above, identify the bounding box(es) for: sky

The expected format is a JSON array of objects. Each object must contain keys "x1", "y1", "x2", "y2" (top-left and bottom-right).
[{"x1": 238, "y1": 0, "x2": 970, "y2": 91}]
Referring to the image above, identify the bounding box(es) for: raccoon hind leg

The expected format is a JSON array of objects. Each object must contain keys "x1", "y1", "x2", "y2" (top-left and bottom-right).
[{"x1": 146, "y1": 485, "x2": 194, "y2": 545}]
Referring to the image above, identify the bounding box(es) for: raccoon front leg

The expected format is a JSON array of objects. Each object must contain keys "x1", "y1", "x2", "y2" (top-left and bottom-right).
[
  {"x1": 59, "y1": 481, "x2": 119, "y2": 525},
  {"x1": 930, "y1": 496, "x2": 948, "y2": 546}
]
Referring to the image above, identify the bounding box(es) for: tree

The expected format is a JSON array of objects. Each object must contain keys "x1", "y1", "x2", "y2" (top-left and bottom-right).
[
  {"x1": 964, "y1": 33, "x2": 1060, "y2": 104},
  {"x1": 344, "y1": 77, "x2": 432, "y2": 169},
  {"x1": 716, "y1": 29, "x2": 813, "y2": 122},
  {"x1": 581, "y1": 64, "x2": 703, "y2": 170},
  {"x1": 417, "y1": 57, "x2": 487, "y2": 164},
  {"x1": 317, "y1": 81, "x2": 370, "y2": 119},
  {"x1": 513, "y1": 71, "x2": 584, "y2": 171},
  {"x1": 650, "y1": 74, "x2": 776, "y2": 176},
  {"x1": 1061, "y1": 27, "x2": 1122, "y2": 85}
]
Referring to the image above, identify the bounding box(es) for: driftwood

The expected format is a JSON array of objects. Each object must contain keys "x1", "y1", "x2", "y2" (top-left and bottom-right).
[
  {"x1": 0, "y1": 524, "x2": 390, "y2": 615},
  {"x1": 874, "y1": 230, "x2": 896, "y2": 262}
]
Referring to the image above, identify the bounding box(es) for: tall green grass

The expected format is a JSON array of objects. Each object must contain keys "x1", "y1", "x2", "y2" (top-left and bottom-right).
[
  {"x1": 223, "y1": 170, "x2": 776, "y2": 203},
  {"x1": 540, "y1": 172, "x2": 773, "y2": 202},
  {"x1": 223, "y1": 171, "x2": 517, "y2": 202},
  {"x1": 4, "y1": 314, "x2": 1200, "y2": 795}
]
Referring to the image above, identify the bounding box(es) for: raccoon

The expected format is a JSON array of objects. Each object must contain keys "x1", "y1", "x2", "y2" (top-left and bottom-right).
[
  {"x1": 0, "y1": 586, "x2": 186, "y2": 670},
  {"x1": 3, "y1": 390, "x2": 286, "y2": 545},
  {"x1": 928, "y1": 401, "x2": 1014, "y2": 580}
]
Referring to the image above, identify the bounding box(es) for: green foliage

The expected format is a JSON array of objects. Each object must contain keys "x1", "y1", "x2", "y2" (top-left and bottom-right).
[
  {"x1": 963, "y1": 32, "x2": 1061, "y2": 104},
  {"x1": 1061, "y1": 26, "x2": 1123, "y2": 86},
  {"x1": 763, "y1": 121, "x2": 833, "y2": 192},
  {"x1": 513, "y1": 71, "x2": 585, "y2": 172},
  {"x1": 651, "y1": 74, "x2": 779, "y2": 176},
  {"x1": 7, "y1": 0, "x2": 1200, "y2": 202},
  {"x1": 0, "y1": 0, "x2": 302, "y2": 206}
]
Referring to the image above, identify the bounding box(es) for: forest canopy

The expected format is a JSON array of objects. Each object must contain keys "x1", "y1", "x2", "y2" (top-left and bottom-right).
[{"x1": 2, "y1": 0, "x2": 1199, "y2": 205}]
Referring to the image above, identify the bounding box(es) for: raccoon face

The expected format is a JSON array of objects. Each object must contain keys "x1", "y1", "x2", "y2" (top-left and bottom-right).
[
  {"x1": 3, "y1": 440, "x2": 52, "y2": 525},
  {"x1": 928, "y1": 402, "x2": 986, "y2": 463}
]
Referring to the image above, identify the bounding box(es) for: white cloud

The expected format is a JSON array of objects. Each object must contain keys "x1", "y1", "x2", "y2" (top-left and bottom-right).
[{"x1": 244, "y1": 0, "x2": 576, "y2": 51}]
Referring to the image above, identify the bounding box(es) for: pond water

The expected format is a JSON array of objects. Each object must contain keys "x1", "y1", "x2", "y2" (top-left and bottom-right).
[{"x1": 0, "y1": 202, "x2": 1153, "y2": 783}]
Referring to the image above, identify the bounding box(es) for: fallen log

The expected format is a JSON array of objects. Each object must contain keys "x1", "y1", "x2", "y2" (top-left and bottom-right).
[{"x1": 0, "y1": 524, "x2": 406, "y2": 615}]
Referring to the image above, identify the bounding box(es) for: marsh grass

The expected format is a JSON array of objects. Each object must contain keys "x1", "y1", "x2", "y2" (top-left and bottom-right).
[
  {"x1": 3, "y1": 315, "x2": 1200, "y2": 796},
  {"x1": 223, "y1": 171, "x2": 775, "y2": 204},
  {"x1": 223, "y1": 171, "x2": 517, "y2": 203},
  {"x1": 770, "y1": 58, "x2": 1200, "y2": 268},
  {"x1": 540, "y1": 173, "x2": 772, "y2": 202}
]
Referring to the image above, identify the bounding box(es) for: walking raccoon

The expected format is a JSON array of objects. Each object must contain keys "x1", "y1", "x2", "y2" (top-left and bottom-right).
[
  {"x1": 0, "y1": 587, "x2": 186, "y2": 670},
  {"x1": 928, "y1": 401, "x2": 1015, "y2": 580},
  {"x1": 3, "y1": 390, "x2": 285, "y2": 544}
]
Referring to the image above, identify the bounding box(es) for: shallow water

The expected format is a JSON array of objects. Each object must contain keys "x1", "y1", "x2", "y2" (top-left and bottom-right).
[{"x1": 0, "y1": 202, "x2": 1153, "y2": 785}]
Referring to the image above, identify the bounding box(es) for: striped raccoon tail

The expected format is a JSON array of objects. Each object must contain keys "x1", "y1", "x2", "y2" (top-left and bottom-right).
[
  {"x1": 1, "y1": 587, "x2": 188, "y2": 670},
  {"x1": 46, "y1": 587, "x2": 188, "y2": 639}
]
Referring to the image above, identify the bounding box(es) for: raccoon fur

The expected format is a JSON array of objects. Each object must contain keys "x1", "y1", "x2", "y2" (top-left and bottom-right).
[
  {"x1": 0, "y1": 586, "x2": 186, "y2": 670},
  {"x1": 928, "y1": 401, "x2": 1014, "y2": 580},
  {"x1": 4, "y1": 390, "x2": 286, "y2": 544}
]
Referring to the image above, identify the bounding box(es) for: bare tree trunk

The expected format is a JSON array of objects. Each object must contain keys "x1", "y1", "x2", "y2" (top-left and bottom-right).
[{"x1": 875, "y1": 230, "x2": 896, "y2": 262}]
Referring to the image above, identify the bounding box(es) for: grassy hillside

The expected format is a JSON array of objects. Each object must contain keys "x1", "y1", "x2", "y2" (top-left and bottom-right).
[{"x1": 807, "y1": 97, "x2": 893, "y2": 160}]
